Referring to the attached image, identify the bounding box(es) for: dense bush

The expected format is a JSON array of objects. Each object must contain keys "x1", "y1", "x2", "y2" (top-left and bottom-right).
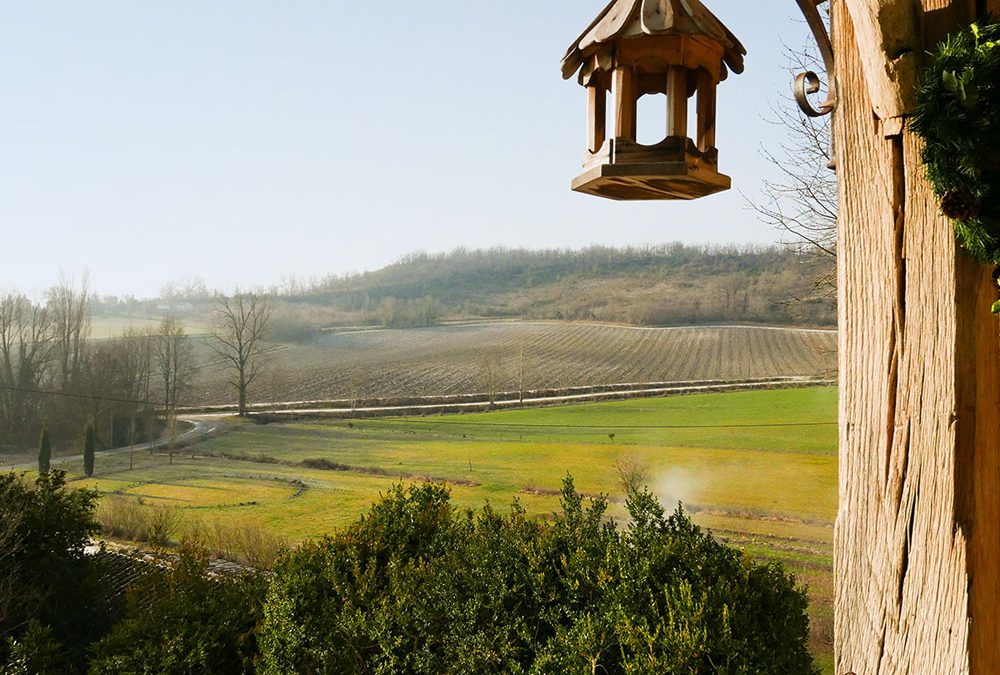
[
  {"x1": 88, "y1": 546, "x2": 265, "y2": 675},
  {"x1": 3, "y1": 473, "x2": 817, "y2": 673},
  {"x1": 259, "y1": 478, "x2": 817, "y2": 674},
  {"x1": 0, "y1": 471, "x2": 105, "y2": 672}
]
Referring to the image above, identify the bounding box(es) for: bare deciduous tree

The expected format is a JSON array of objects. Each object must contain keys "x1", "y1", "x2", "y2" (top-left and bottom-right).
[
  {"x1": 155, "y1": 316, "x2": 194, "y2": 413},
  {"x1": 119, "y1": 327, "x2": 153, "y2": 469},
  {"x1": 614, "y1": 450, "x2": 651, "y2": 497},
  {"x1": 751, "y1": 40, "x2": 837, "y2": 254},
  {"x1": 747, "y1": 37, "x2": 837, "y2": 303},
  {"x1": 481, "y1": 351, "x2": 502, "y2": 407},
  {"x1": 211, "y1": 292, "x2": 273, "y2": 416},
  {"x1": 0, "y1": 294, "x2": 54, "y2": 443},
  {"x1": 517, "y1": 342, "x2": 530, "y2": 403},
  {"x1": 47, "y1": 273, "x2": 91, "y2": 394}
]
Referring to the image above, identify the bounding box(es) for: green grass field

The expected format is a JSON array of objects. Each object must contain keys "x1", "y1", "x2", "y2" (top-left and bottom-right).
[{"x1": 59, "y1": 386, "x2": 838, "y2": 670}]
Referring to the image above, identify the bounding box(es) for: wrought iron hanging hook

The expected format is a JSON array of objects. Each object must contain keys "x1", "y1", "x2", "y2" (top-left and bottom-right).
[{"x1": 794, "y1": 0, "x2": 836, "y2": 117}]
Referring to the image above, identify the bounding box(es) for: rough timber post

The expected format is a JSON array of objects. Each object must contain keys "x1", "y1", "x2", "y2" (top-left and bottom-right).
[{"x1": 833, "y1": 0, "x2": 1000, "y2": 672}]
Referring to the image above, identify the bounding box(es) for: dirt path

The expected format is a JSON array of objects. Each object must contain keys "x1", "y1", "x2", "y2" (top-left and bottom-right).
[
  {"x1": 3, "y1": 375, "x2": 834, "y2": 470},
  {"x1": 185, "y1": 376, "x2": 835, "y2": 421},
  {"x1": 1, "y1": 416, "x2": 225, "y2": 472}
]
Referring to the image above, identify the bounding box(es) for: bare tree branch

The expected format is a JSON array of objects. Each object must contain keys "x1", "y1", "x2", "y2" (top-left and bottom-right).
[{"x1": 745, "y1": 27, "x2": 837, "y2": 310}]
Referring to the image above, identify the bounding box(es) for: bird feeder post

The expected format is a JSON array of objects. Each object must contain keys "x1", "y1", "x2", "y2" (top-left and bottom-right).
[
  {"x1": 695, "y1": 70, "x2": 716, "y2": 152},
  {"x1": 832, "y1": 0, "x2": 1000, "y2": 671},
  {"x1": 614, "y1": 67, "x2": 638, "y2": 141},
  {"x1": 665, "y1": 66, "x2": 688, "y2": 137},
  {"x1": 562, "y1": 0, "x2": 1000, "y2": 671},
  {"x1": 587, "y1": 85, "x2": 607, "y2": 153}
]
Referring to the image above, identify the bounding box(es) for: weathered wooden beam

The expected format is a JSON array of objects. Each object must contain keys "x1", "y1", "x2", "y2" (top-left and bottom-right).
[
  {"x1": 833, "y1": 0, "x2": 1000, "y2": 671},
  {"x1": 955, "y1": 248, "x2": 1000, "y2": 675},
  {"x1": 840, "y1": 0, "x2": 921, "y2": 121}
]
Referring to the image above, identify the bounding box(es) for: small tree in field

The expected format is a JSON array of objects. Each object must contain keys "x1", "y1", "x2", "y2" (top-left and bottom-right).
[
  {"x1": 614, "y1": 450, "x2": 650, "y2": 496},
  {"x1": 481, "y1": 351, "x2": 502, "y2": 406},
  {"x1": 37, "y1": 428, "x2": 51, "y2": 474},
  {"x1": 82, "y1": 422, "x2": 95, "y2": 477},
  {"x1": 155, "y1": 316, "x2": 194, "y2": 414}
]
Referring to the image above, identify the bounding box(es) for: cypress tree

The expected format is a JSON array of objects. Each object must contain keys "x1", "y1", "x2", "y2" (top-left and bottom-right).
[
  {"x1": 83, "y1": 422, "x2": 96, "y2": 478},
  {"x1": 37, "y1": 428, "x2": 52, "y2": 473}
]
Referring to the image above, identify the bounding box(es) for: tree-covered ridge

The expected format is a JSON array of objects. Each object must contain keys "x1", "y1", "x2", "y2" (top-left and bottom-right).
[
  {"x1": 294, "y1": 244, "x2": 834, "y2": 327},
  {"x1": 108, "y1": 244, "x2": 834, "y2": 330}
]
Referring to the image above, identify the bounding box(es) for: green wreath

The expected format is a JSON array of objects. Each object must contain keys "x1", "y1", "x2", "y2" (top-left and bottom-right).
[{"x1": 911, "y1": 20, "x2": 1000, "y2": 304}]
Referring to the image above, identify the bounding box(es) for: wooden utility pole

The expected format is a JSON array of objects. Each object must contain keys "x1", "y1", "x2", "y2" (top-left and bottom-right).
[{"x1": 833, "y1": 0, "x2": 1000, "y2": 671}]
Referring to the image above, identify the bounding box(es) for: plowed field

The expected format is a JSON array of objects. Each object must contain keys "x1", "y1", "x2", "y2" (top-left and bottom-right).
[{"x1": 187, "y1": 322, "x2": 837, "y2": 406}]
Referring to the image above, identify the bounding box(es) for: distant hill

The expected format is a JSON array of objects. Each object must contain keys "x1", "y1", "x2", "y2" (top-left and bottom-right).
[
  {"x1": 94, "y1": 244, "x2": 836, "y2": 333},
  {"x1": 288, "y1": 244, "x2": 835, "y2": 329}
]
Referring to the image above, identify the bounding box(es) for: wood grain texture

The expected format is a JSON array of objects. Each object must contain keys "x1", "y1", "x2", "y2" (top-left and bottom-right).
[
  {"x1": 834, "y1": 0, "x2": 1000, "y2": 671},
  {"x1": 842, "y1": 0, "x2": 921, "y2": 118},
  {"x1": 666, "y1": 65, "x2": 688, "y2": 137},
  {"x1": 695, "y1": 69, "x2": 715, "y2": 151},
  {"x1": 588, "y1": 86, "x2": 607, "y2": 153},
  {"x1": 614, "y1": 66, "x2": 637, "y2": 141},
  {"x1": 955, "y1": 249, "x2": 1000, "y2": 675},
  {"x1": 959, "y1": 0, "x2": 1000, "y2": 658}
]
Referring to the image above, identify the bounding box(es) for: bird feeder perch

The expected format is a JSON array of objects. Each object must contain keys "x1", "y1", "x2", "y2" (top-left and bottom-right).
[{"x1": 561, "y1": 0, "x2": 746, "y2": 200}]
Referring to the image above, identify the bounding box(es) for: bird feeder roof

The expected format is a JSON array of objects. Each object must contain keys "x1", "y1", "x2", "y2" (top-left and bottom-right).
[{"x1": 562, "y1": 0, "x2": 746, "y2": 82}]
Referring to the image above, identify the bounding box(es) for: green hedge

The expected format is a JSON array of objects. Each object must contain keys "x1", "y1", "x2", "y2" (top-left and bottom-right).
[{"x1": 259, "y1": 479, "x2": 816, "y2": 674}]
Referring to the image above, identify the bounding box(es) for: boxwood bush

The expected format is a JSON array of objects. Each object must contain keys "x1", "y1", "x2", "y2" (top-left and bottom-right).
[{"x1": 259, "y1": 478, "x2": 817, "y2": 674}]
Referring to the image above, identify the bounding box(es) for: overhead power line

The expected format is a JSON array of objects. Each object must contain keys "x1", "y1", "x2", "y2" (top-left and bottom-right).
[{"x1": 0, "y1": 384, "x2": 171, "y2": 409}]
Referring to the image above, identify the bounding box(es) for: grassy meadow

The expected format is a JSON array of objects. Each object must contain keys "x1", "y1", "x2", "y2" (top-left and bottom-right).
[{"x1": 47, "y1": 386, "x2": 838, "y2": 668}]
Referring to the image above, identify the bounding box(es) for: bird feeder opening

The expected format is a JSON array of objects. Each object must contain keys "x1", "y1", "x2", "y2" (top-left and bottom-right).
[{"x1": 562, "y1": 0, "x2": 746, "y2": 201}]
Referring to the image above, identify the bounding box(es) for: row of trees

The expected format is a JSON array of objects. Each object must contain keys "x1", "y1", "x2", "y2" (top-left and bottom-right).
[
  {"x1": 1, "y1": 278, "x2": 275, "y2": 453},
  {"x1": 0, "y1": 278, "x2": 191, "y2": 450}
]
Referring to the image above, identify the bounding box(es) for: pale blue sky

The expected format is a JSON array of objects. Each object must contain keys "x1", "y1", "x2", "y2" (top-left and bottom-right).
[{"x1": 0, "y1": 2, "x2": 812, "y2": 298}]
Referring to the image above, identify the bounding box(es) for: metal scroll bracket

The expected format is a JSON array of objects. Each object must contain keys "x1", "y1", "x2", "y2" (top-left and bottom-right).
[{"x1": 794, "y1": 0, "x2": 837, "y2": 117}]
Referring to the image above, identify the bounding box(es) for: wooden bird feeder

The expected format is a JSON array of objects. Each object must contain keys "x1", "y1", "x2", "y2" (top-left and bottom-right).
[{"x1": 562, "y1": 0, "x2": 746, "y2": 200}]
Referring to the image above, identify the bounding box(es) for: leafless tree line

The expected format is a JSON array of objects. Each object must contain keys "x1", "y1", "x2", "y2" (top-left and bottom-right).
[
  {"x1": 0, "y1": 278, "x2": 274, "y2": 458},
  {"x1": 0, "y1": 277, "x2": 195, "y2": 453}
]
